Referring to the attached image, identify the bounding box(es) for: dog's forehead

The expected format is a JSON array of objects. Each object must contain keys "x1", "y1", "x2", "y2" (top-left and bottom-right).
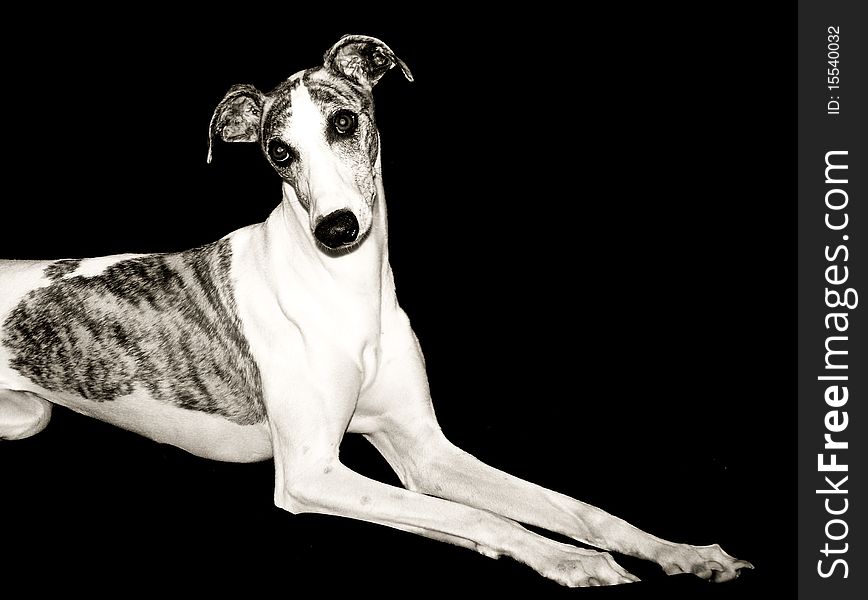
[
  {"x1": 263, "y1": 68, "x2": 370, "y2": 139},
  {"x1": 301, "y1": 68, "x2": 370, "y2": 109}
]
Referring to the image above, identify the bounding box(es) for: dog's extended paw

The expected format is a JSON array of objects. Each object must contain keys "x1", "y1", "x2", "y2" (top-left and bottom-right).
[
  {"x1": 658, "y1": 543, "x2": 753, "y2": 583},
  {"x1": 536, "y1": 548, "x2": 641, "y2": 587}
]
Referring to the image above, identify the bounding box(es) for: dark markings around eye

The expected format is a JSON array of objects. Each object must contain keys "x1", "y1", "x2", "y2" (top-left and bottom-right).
[
  {"x1": 307, "y1": 84, "x2": 356, "y2": 107},
  {"x1": 1, "y1": 240, "x2": 266, "y2": 425}
]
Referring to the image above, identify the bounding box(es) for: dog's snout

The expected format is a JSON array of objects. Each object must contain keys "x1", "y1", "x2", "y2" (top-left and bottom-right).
[{"x1": 314, "y1": 210, "x2": 359, "y2": 248}]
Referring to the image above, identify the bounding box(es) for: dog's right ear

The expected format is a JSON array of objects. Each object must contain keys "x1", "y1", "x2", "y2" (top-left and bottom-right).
[
  {"x1": 208, "y1": 84, "x2": 265, "y2": 164},
  {"x1": 324, "y1": 35, "x2": 413, "y2": 90}
]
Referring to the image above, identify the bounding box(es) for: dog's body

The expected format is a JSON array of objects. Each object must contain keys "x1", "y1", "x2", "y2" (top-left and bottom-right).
[{"x1": 0, "y1": 36, "x2": 752, "y2": 587}]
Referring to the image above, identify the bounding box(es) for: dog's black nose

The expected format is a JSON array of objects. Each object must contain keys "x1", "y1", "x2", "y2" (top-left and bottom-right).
[{"x1": 314, "y1": 210, "x2": 359, "y2": 248}]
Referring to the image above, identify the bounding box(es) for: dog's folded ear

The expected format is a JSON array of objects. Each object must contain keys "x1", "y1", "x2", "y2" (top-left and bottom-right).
[
  {"x1": 208, "y1": 84, "x2": 265, "y2": 164},
  {"x1": 324, "y1": 34, "x2": 413, "y2": 90}
]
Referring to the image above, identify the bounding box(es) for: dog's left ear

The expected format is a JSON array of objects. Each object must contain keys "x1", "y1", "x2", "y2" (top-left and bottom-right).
[
  {"x1": 324, "y1": 34, "x2": 414, "y2": 89},
  {"x1": 207, "y1": 84, "x2": 265, "y2": 164}
]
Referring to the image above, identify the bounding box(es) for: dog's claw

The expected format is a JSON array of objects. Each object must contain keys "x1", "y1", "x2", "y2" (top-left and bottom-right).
[{"x1": 658, "y1": 543, "x2": 752, "y2": 583}]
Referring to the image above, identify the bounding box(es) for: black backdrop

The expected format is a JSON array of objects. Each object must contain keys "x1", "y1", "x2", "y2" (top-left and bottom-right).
[{"x1": 0, "y1": 8, "x2": 793, "y2": 598}]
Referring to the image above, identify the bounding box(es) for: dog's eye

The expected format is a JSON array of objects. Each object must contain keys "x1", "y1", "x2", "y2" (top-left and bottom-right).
[
  {"x1": 268, "y1": 140, "x2": 292, "y2": 165},
  {"x1": 332, "y1": 110, "x2": 357, "y2": 136}
]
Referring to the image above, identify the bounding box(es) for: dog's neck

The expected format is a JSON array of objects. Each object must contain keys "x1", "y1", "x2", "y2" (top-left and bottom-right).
[{"x1": 257, "y1": 177, "x2": 396, "y2": 322}]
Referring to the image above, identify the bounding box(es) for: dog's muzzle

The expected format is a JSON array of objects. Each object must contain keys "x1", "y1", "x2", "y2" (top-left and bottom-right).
[{"x1": 314, "y1": 210, "x2": 359, "y2": 248}]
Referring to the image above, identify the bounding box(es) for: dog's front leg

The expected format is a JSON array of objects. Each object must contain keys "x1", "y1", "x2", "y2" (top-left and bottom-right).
[
  {"x1": 276, "y1": 459, "x2": 640, "y2": 588},
  {"x1": 259, "y1": 345, "x2": 637, "y2": 587},
  {"x1": 361, "y1": 309, "x2": 752, "y2": 584},
  {"x1": 373, "y1": 429, "x2": 751, "y2": 583}
]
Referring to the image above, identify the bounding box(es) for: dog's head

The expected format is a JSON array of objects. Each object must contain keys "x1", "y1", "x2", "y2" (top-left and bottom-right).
[{"x1": 208, "y1": 35, "x2": 413, "y2": 251}]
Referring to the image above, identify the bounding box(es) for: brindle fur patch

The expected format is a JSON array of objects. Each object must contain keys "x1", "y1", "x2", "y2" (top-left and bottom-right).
[
  {"x1": 1, "y1": 240, "x2": 265, "y2": 425},
  {"x1": 43, "y1": 259, "x2": 83, "y2": 281}
]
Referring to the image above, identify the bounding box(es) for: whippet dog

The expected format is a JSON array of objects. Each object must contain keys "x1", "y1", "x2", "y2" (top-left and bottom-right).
[{"x1": 0, "y1": 35, "x2": 752, "y2": 587}]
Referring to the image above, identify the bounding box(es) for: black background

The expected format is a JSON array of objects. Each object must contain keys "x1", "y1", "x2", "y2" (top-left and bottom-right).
[{"x1": 0, "y1": 8, "x2": 793, "y2": 597}]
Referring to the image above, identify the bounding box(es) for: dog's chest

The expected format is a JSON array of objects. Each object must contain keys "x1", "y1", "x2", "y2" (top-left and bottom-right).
[{"x1": 1, "y1": 241, "x2": 266, "y2": 425}]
